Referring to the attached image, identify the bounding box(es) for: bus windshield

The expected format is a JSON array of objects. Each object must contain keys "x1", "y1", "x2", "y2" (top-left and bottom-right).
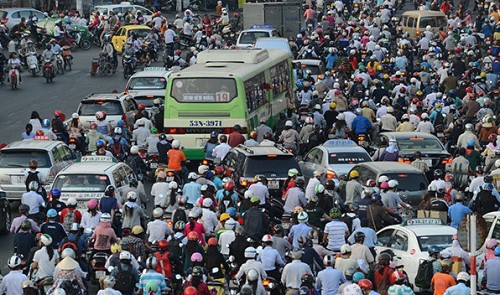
[{"x1": 170, "y1": 78, "x2": 238, "y2": 103}]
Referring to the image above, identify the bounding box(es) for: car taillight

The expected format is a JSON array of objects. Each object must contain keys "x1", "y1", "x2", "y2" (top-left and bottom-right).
[
  {"x1": 124, "y1": 89, "x2": 129, "y2": 94},
  {"x1": 166, "y1": 128, "x2": 186, "y2": 134},
  {"x1": 240, "y1": 178, "x2": 247, "y2": 187},
  {"x1": 202, "y1": 159, "x2": 209, "y2": 165},
  {"x1": 441, "y1": 157, "x2": 452, "y2": 164},
  {"x1": 398, "y1": 157, "x2": 411, "y2": 164},
  {"x1": 121, "y1": 113, "x2": 127, "y2": 124},
  {"x1": 1, "y1": 18, "x2": 8, "y2": 24},
  {"x1": 223, "y1": 128, "x2": 233, "y2": 134}
]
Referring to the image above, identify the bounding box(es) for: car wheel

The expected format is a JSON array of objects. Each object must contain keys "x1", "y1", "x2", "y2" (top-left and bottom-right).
[{"x1": 0, "y1": 201, "x2": 11, "y2": 235}]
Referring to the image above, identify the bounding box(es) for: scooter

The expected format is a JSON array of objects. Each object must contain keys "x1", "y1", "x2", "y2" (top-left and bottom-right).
[
  {"x1": 55, "y1": 51, "x2": 65, "y2": 75},
  {"x1": 123, "y1": 52, "x2": 135, "y2": 79},
  {"x1": 8, "y1": 65, "x2": 20, "y2": 90},
  {"x1": 89, "y1": 251, "x2": 109, "y2": 284},
  {"x1": 43, "y1": 58, "x2": 54, "y2": 83},
  {"x1": 26, "y1": 51, "x2": 40, "y2": 76}
]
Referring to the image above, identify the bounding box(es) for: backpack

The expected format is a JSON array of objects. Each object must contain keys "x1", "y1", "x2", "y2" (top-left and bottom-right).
[
  {"x1": 25, "y1": 171, "x2": 40, "y2": 191},
  {"x1": 474, "y1": 188, "x2": 499, "y2": 215},
  {"x1": 382, "y1": 149, "x2": 398, "y2": 161},
  {"x1": 155, "y1": 251, "x2": 173, "y2": 278},
  {"x1": 168, "y1": 235, "x2": 184, "y2": 260},
  {"x1": 340, "y1": 214, "x2": 354, "y2": 233},
  {"x1": 61, "y1": 237, "x2": 79, "y2": 256},
  {"x1": 218, "y1": 190, "x2": 236, "y2": 214},
  {"x1": 112, "y1": 140, "x2": 123, "y2": 159},
  {"x1": 62, "y1": 209, "x2": 76, "y2": 232},
  {"x1": 114, "y1": 264, "x2": 135, "y2": 293},
  {"x1": 172, "y1": 209, "x2": 187, "y2": 226},
  {"x1": 414, "y1": 259, "x2": 434, "y2": 289}
]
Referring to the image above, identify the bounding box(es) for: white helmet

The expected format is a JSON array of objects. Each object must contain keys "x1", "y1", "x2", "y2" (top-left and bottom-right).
[
  {"x1": 71, "y1": 113, "x2": 79, "y2": 119},
  {"x1": 172, "y1": 140, "x2": 180, "y2": 149},
  {"x1": 8, "y1": 255, "x2": 22, "y2": 268},
  {"x1": 378, "y1": 175, "x2": 389, "y2": 183},
  {"x1": 244, "y1": 190, "x2": 254, "y2": 199},
  {"x1": 119, "y1": 251, "x2": 132, "y2": 260},
  {"x1": 53, "y1": 289, "x2": 67, "y2": 295},
  {"x1": 340, "y1": 244, "x2": 352, "y2": 254},
  {"x1": 130, "y1": 145, "x2": 139, "y2": 154},
  {"x1": 244, "y1": 247, "x2": 257, "y2": 258},
  {"x1": 169, "y1": 181, "x2": 178, "y2": 190},
  {"x1": 188, "y1": 172, "x2": 198, "y2": 180},
  {"x1": 465, "y1": 123, "x2": 473, "y2": 130},
  {"x1": 67, "y1": 197, "x2": 77, "y2": 206},
  {"x1": 202, "y1": 198, "x2": 213, "y2": 207},
  {"x1": 40, "y1": 234, "x2": 53, "y2": 246},
  {"x1": 103, "y1": 276, "x2": 116, "y2": 288},
  {"x1": 388, "y1": 179, "x2": 399, "y2": 188},
  {"x1": 127, "y1": 191, "x2": 137, "y2": 201},
  {"x1": 495, "y1": 159, "x2": 500, "y2": 168},
  {"x1": 426, "y1": 25, "x2": 431, "y2": 31},
  {"x1": 61, "y1": 248, "x2": 76, "y2": 259},
  {"x1": 114, "y1": 127, "x2": 122, "y2": 135},
  {"x1": 457, "y1": 271, "x2": 470, "y2": 282},
  {"x1": 198, "y1": 165, "x2": 209, "y2": 174},
  {"x1": 152, "y1": 207, "x2": 164, "y2": 218},
  {"x1": 305, "y1": 117, "x2": 313, "y2": 124},
  {"x1": 247, "y1": 269, "x2": 259, "y2": 282},
  {"x1": 297, "y1": 212, "x2": 309, "y2": 223},
  {"x1": 323, "y1": 254, "x2": 335, "y2": 266},
  {"x1": 262, "y1": 234, "x2": 273, "y2": 243},
  {"x1": 100, "y1": 213, "x2": 112, "y2": 222}
]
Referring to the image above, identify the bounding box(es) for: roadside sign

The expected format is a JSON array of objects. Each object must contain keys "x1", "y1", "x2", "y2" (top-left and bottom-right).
[{"x1": 457, "y1": 213, "x2": 487, "y2": 252}]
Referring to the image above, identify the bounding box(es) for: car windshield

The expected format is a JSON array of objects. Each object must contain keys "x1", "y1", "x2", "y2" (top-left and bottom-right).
[
  {"x1": 396, "y1": 138, "x2": 444, "y2": 151},
  {"x1": 244, "y1": 155, "x2": 300, "y2": 178},
  {"x1": 329, "y1": 152, "x2": 371, "y2": 164},
  {"x1": 302, "y1": 65, "x2": 321, "y2": 75},
  {"x1": 383, "y1": 173, "x2": 428, "y2": 191},
  {"x1": 53, "y1": 174, "x2": 111, "y2": 192},
  {"x1": 239, "y1": 31, "x2": 269, "y2": 44},
  {"x1": 132, "y1": 29, "x2": 150, "y2": 38},
  {"x1": 133, "y1": 96, "x2": 163, "y2": 107},
  {"x1": 128, "y1": 77, "x2": 167, "y2": 90},
  {"x1": 79, "y1": 100, "x2": 123, "y2": 116},
  {"x1": 417, "y1": 234, "x2": 453, "y2": 251},
  {"x1": 0, "y1": 150, "x2": 51, "y2": 168}
]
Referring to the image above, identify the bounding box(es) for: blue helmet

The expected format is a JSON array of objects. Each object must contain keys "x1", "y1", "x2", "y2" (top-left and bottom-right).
[
  {"x1": 472, "y1": 61, "x2": 479, "y2": 67},
  {"x1": 467, "y1": 139, "x2": 475, "y2": 147},
  {"x1": 117, "y1": 120, "x2": 125, "y2": 127},
  {"x1": 495, "y1": 246, "x2": 500, "y2": 256},
  {"x1": 449, "y1": 89, "x2": 456, "y2": 95},
  {"x1": 51, "y1": 188, "x2": 61, "y2": 197},
  {"x1": 372, "y1": 193, "x2": 381, "y2": 200},
  {"x1": 353, "y1": 272, "x2": 365, "y2": 283},
  {"x1": 96, "y1": 140, "x2": 105, "y2": 147},
  {"x1": 42, "y1": 119, "x2": 51, "y2": 128},
  {"x1": 428, "y1": 245, "x2": 442, "y2": 255},
  {"x1": 226, "y1": 207, "x2": 237, "y2": 218},
  {"x1": 484, "y1": 183, "x2": 494, "y2": 191},
  {"x1": 47, "y1": 209, "x2": 58, "y2": 218}
]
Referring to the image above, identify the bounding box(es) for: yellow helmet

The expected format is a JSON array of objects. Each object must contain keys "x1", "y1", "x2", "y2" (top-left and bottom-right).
[
  {"x1": 330, "y1": 102, "x2": 337, "y2": 109},
  {"x1": 416, "y1": 90, "x2": 423, "y2": 96},
  {"x1": 111, "y1": 243, "x2": 122, "y2": 254},
  {"x1": 219, "y1": 213, "x2": 230, "y2": 222},
  {"x1": 383, "y1": 74, "x2": 389, "y2": 79},
  {"x1": 435, "y1": 102, "x2": 442, "y2": 109},
  {"x1": 349, "y1": 170, "x2": 359, "y2": 179},
  {"x1": 480, "y1": 72, "x2": 487, "y2": 78}
]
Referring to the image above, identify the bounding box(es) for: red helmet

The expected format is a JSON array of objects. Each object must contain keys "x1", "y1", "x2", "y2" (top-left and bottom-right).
[
  {"x1": 358, "y1": 279, "x2": 373, "y2": 290},
  {"x1": 54, "y1": 110, "x2": 63, "y2": 117},
  {"x1": 390, "y1": 270, "x2": 407, "y2": 285},
  {"x1": 233, "y1": 12, "x2": 239, "y2": 17},
  {"x1": 454, "y1": 47, "x2": 461, "y2": 53},
  {"x1": 489, "y1": 134, "x2": 498, "y2": 142},
  {"x1": 158, "y1": 239, "x2": 169, "y2": 251},
  {"x1": 175, "y1": 49, "x2": 182, "y2": 55},
  {"x1": 365, "y1": 179, "x2": 376, "y2": 187},
  {"x1": 187, "y1": 231, "x2": 199, "y2": 241},
  {"x1": 138, "y1": 104, "x2": 146, "y2": 110},
  {"x1": 224, "y1": 181, "x2": 235, "y2": 191},
  {"x1": 215, "y1": 166, "x2": 224, "y2": 174},
  {"x1": 469, "y1": 93, "x2": 476, "y2": 98},
  {"x1": 412, "y1": 98, "x2": 419, "y2": 104},
  {"x1": 465, "y1": 86, "x2": 473, "y2": 93},
  {"x1": 399, "y1": 86, "x2": 406, "y2": 93},
  {"x1": 208, "y1": 237, "x2": 218, "y2": 246},
  {"x1": 184, "y1": 286, "x2": 198, "y2": 295}
]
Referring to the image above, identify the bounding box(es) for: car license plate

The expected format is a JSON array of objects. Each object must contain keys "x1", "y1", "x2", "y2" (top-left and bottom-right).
[
  {"x1": 95, "y1": 270, "x2": 106, "y2": 279},
  {"x1": 150, "y1": 162, "x2": 158, "y2": 169},
  {"x1": 69, "y1": 144, "x2": 76, "y2": 149},
  {"x1": 10, "y1": 175, "x2": 24, "y2": 184},
  {"x1": 424, "y1": 159, "x2": 433, "y2": 166},
  {"x1": 268, "y1": 180, "x2": 279, "y2": 190},
  {"x1": 166, "y1": 176, "x2": 174, "y2": 182}
]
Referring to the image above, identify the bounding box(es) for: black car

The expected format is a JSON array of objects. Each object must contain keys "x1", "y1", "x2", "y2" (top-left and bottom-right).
[
  {"x1": 220, "y1": 144, "x2": 302, "y2": 197},
  {"x1": 373, "y1": 132, "x2": 452, "y2": 178}
]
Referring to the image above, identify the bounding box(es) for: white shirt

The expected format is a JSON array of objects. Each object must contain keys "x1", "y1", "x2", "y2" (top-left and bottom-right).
[
  {"x1": 80, "y1": 211, "x2": 102, "y2": 229},
  {"x1": 0, "y1": 270, "x2": 28, "y2": 295},
  {"x1": 305, "y1": 177, "x2": 321, "y2": 200},
  {"x1": 212, "y1": 143, "x2": 231, "y2": 160},
  {"x1": 151, "y1": 182, "x2": 169, "y2": 207},
  {"x1": 33, "y1": 247, "x2": 59, "y2": 279},
  {"x1": 201, "y1": 208, "x2": 218, "y2": 234},
  {"x1": 147, "y1": 219, "x2": 173, "y2": 243},
  {"x1": 248, "y1": 182, "x2": 269, "y2": 205},
  {"x1": 21, "y1": 191, "x2": 45, "y2": 214},
  {"x1": 97, "y1": 288, "x2": 122, "y2": 295},
  {"x1": 218, "y1": 230, "x2": 236, "y2": 255},
  {"x1": 164, "y1": 29, "x2": 176, "y2": 44}
]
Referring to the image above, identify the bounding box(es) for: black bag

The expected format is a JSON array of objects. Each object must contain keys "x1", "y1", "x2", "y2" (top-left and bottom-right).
[
  {"x1": 168, "y1": 235, "x2": 184, "y2": 260},
  {"x1": 218, "y1": 190, "x2": 236, "y2": 214},
  {"x1": 172, "y1": 209, "x2": 187, "y2": 226},
  {"x1": 414, "y1": 259, "x2": 434, "y2": 289},
  {"x1": 25, "y1": 171, "x2": 47, "y2": 201},
  {"x1": 114, "y1": 264, "x2": 135, "y2": 293},
  {"x1": 474, "y1": 188, "x2": 499, "y2": 215}
]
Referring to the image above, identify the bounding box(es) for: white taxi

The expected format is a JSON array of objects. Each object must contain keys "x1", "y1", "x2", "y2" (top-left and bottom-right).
[
  {"x1": 51, "y1": 156, "x2": 138, "y2": 208},
  {"x1": 125, "y1": 67, "x2": 172, "y2": 111},
  {"x1": 375, "y1": 218, "x2": 457, "y2": 289},
  {"x1": 236, "y1": 25, "x2": 281, "y2": 48}
]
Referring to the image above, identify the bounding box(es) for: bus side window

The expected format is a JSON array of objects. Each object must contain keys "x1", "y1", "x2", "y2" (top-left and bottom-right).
[{"x1": 244, "y1": 73, "x2": 267, "y2": 113}]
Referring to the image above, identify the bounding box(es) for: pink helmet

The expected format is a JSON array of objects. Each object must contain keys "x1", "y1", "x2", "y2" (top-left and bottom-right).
[
  {"x1": 380, "y1": 181, "x2": 389, "y2": 189},
  {"x1": 486, "y1": 239, "x2": 498, "y2": 249},
  {"x1": 87, "y1": 199, "x2": 97, "y2": 210},
  {"x1": 191, "y1": 252, "x2": 203, "y2": 262}
]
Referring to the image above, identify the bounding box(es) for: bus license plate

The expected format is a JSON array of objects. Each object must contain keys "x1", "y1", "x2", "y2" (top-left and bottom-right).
[
  {"x1": 268, "y1": 181, "x2": 279, "y2": 190},
  {"x1": 189, "y1": 120, "x2": 222, "y2": 127}
]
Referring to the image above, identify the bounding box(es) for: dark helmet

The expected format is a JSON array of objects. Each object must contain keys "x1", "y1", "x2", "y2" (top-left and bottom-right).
[
  {"x1": 273, "y1": 224, "x2": 283, "y2": 234},
  {"x1": 263, "y1": 132, "x2": 273, "y2": 140},
  {"x1": 476, "y1": 166, "x2": 484, "y2": 174},
  {"x1": 301, "y1": 273, "x2": 314, "y2": 285},
  {"x1": 19, "y1": 204, "x2": 30, "y2": 214},
  {"x1": 484, "y1": 174, "x2": 493, "y2": 183},
  {"x1": 434, "y1": 169, "x2": 443, "y2": 178},
  {"x1": 325, "y1": 179, "x2": 336, "y2": 190},
  {"x1": 428, "y1": 245, "x2": 442, "y2": 256},
  {"x1": 378, "y1": 252, "x2": 391, "y2": 265},
  {"x1": 298, "y1": 287, "x2": 310, "y2": 295},
  {"x1": 21, "y1": 220, "x2": 32, "y2": 230},
  {"x1": 354, "y1": 231, "x2": 366, "y2": 242},
  {"x1": 295, "y1": 178, "x2": 305, "y2": 188}
]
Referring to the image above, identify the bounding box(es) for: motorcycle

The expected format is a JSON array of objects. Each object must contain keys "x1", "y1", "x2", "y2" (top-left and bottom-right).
[
  {"x1": 97, "y1": 55, "x2": 113, "y2": 77},
  {"x1": 60, "y1": 32, "x2": 77, "y2": 51},
  {"x1": 8, "y1": 65, "x2": 20, "y2": 90},
  {"x1": 146, "y1": 154, "x2": 159, "y2": 180},
  {"x1": 55, "y1": 51, "x2": 65, "y2": 75},
  {"x1": 177, "y1": 33, "x2": 195, "y2": 49},
  {"x1": 35, "y1": 276, "x2": 54, "y2": 295},
  {"x1": 73, "y1": 31, "x2": 92, "y2": 50},
  {"x1": 63, "y1": 48, "x2": 73, "y2": 71},
  {"x1": 0, "y1": 25, "x2": 9, "y2": 49},
  {"x1": 26, "y1": 51, "x2": 40, "y2": 76},
  {"x1": 123, "y1": 52, "x2": 135, "y2": 79},
  {"x1": 89, "y1": 251, "x2": 109, "y2": 284},
  {"x1": 43, "y1": 58, "x2": 54, "y2": 83},
  {"x1": 207, "y1": 267, "x2": 225, "y2": 295}
]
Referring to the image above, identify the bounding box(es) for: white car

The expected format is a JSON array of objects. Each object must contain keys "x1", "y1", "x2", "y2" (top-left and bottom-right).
[
  {"x1": 375, "y1": 218, "x2": 457, "y2": 290},
  {"x1": 236, "y1": 25, "x2": 281, "y2": 48},
  {"x1": 51, "y1": 156, "x2": 138, "y2": 208},
  {"x1": 0, "y1": 8, "x2": 46, "y2": 30},
  {"x1": 93, "y1": 3, "x2": 153, "y2": 22},
  {"x1": 293, "y1": 59, "x2": 325, "y2": 82},
  {"x1": 125, "y1": 67, "x2": 172, "y2": 112},
  {"x1": 76, "y1": 92, "x2": 138, "y2": 129}
]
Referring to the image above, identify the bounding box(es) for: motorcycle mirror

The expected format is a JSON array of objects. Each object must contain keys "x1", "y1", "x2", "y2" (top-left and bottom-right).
[
  {"x1": 228, "y1": 255, "x2": 235, "y2": 262},
  {"x1": 256, "y1": 246, "x2": 263, "y2": 253},
  {"x1": 212, "y1": 267, "x2": 219, "y2": 274}
]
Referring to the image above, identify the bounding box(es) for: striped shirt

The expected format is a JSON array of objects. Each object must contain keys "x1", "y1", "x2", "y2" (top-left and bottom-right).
[
  {"x1": 324, "y1": 220, "x2": 348, "y2": 251},
  {"x1": 136, "y1": 270, "x2": 167, "y2": 294}
]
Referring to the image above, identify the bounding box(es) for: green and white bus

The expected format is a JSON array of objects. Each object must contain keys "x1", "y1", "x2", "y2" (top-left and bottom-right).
[{"x1": 164, "y1": 48, "x2": 295, "y2": 160}]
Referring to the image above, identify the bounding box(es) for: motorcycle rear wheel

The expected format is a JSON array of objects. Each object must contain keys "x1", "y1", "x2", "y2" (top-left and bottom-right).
[
  {"x1": 31, "y1": 68, "x2": 37, "y2": 77},
  {"x1": 80, "y1": 39, "x2": 91, "y2": 50},
  {"x1": 57, "y1": 62, "x2": 64, "y2": 75}
]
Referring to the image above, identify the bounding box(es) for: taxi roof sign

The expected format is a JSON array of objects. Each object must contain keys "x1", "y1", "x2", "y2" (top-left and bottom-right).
[
  {"x1": 403, "y1": 218, "x2": 444, "y2": 226},
  {"x1": 249, "y1": 24, "x2": 273, "y2": 30},
  {"x1": 323, "y1": 139, "x2": 357, "y2": 147},
  {"x1": 77, "y1": 156, "x2": 117, "y2": 163}
]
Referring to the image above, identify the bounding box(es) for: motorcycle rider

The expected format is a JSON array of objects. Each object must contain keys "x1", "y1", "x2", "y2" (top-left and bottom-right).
[
  {"x1": 167, "y1": 139, "x2": 188, "y2": 184},
  {"x1": 0, "y1": 255, "x2": 28, "y2": 295},
  {"x1": 236, "y1": 247, "x2": 267, "y2": 285},
  {"x1": 282, "y1": 249, "x2": 312, "y2": 294},
  {"x1": 125, "y1": 146, "x2": 147, "y2": 179},
  {"x1": 316, "y1": 254, "x2": 346, "y2": 294},
  {"x1": 21, "y1": 181, "x2": 45, "y2": 224},
  {"x1": 136, "y1": 257, "x2": 168, "y2": 294},
  {"x1": 243, "y1": 196, "x2": 269, "y2": 241},
  {"x1": 97, "y1": 276, "x2": 122, "y2": 295},
  {"x1": 109, "y1": 251, "x2": 141, "y2": 295},
  {"x1": 11, "y1": 204, "x2": 40, "y2": 233},
  {"x1": 258, "y1": 234, "x2": 285, "y2": 282},
  {"x1": 7, "y1": 52, "x2": 22, "y2": 84}
]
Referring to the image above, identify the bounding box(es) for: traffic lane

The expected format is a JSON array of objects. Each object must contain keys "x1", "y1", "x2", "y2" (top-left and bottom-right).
[
  {"x1": 0, "y1": 47, "x2": 156, "y2": 145},
  {"x1": 0, "y1": 180, "x2": 154, "y2": 284}
]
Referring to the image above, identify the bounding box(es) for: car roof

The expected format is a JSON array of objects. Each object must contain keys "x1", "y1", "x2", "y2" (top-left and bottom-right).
[
  {"x1": 387, "y1": 224, "x2": 457, "y2": 236},
  {"x1": 295, "y1": 59, "x2": 322, "y2": 65},
  {"x1": 5, "y1": 140, "x2": 62, "y2": 150},
  {"x1": 354, "y1": 161, "x2": 423, "y2": 173},
  {"x1": 233, "y1": 145, "x2": 293, "y2": 156},
  {"x1": 0, "y1": 7, "x2": 37, "y2": 11},
  {"x1": 321, "y1": 139, "x2": 368, "y2": 152},
  {"x1": 380, "y1": 132, "x2": 440, "y2": 140},
  {"x1": 83, "y1": 93, "x2": 129, "y2": 101},
  {"x1": 59, "y1": 161, "x2": 121, "y2": 174},
  {"x1": 129, "y1": 68, "x2": 172, "y2": 78}
]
